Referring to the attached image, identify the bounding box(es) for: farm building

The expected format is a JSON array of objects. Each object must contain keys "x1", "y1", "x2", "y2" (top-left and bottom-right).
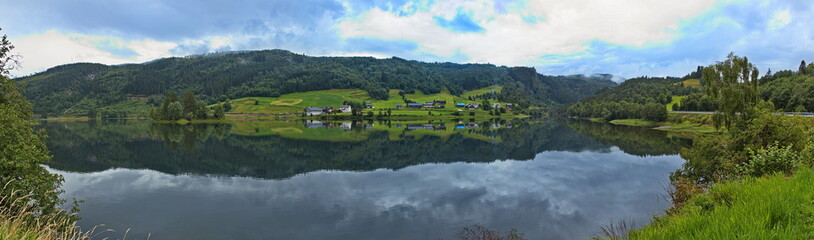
[
  {"x1": 304, "y1": 107, "x2": 324, "y2": 116},
  {"x1": 339, "y1": 105, "x2": 352, "y2": 113},
  {"x1": 407, "y1": 103, "x2": 423, "y2": 108}
]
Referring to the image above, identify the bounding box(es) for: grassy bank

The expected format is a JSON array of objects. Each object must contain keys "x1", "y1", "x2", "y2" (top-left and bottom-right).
[
  {"x1": 629, "y1": 168, "x2": 814, "y2": 239},
  {"x1": 1, "y1": 187, "x2": 92, "y2": 240},
  {"x1": 589, "y1": 113, "x2": 719, "y2": 136},
  {"x1": 152, "y1": 118, "x2": 233, "y2": 124}
]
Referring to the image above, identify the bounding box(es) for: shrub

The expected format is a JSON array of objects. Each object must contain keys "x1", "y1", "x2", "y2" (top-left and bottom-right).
[{"x1": 738, "y1": 145, "x2": 800, "y2": 177}]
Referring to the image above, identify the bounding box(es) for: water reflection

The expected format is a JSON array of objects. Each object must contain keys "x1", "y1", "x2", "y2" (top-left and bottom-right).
[
  {"x1": 53, "y1": 149, "x2": 683, "y2": 240},
  {"x1": 40, "y1": 119, "x2": 688, "y2": 240},
  {"x1": 45, "y1": 120, "x2": 685, "y2": 180}
]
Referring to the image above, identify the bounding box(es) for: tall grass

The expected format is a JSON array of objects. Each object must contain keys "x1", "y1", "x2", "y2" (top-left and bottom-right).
[
  {"x1": 628, "y1": 168, "x2": 814, "y2": 239},
  {"x1": 0, "y1": 183, "x2": 105, "y2": 240},
  {"x1": 593, "y1": 219, "x2": 637, "y2": 240}
]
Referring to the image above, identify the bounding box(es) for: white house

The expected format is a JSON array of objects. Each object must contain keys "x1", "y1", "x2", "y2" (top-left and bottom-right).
[{"x1": 339, "y1": 105, "x2": 352, "y2": 113}]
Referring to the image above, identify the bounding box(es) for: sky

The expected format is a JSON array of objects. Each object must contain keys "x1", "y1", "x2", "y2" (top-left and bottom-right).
[{"x1": 1, "y1": 0, "x2": 812, "y2": 79}]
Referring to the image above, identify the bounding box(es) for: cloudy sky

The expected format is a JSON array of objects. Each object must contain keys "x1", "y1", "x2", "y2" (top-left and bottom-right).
[{"x1": 1, "y1": 0, "x2": 812, "y2": 78}]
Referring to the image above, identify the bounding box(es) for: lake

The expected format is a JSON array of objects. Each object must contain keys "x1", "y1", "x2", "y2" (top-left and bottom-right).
[{"x1": 41, "y1": 119, "x2": 689, "y2": 240}]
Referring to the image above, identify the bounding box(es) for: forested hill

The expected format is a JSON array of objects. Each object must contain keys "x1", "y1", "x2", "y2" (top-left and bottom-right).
[
  {"x1": 14, "y1": 49, "x2": 616, "y2": 116},
  {"x1": 566, "y1": 75, "x2": 701, "y2": 121}
]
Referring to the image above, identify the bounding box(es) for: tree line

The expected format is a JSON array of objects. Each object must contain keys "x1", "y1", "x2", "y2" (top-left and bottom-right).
[
  {"x1": 566, "y1": 75, "x2": 695, "y2": 121},
  {"x1": 16, "y1": 50, "x2": 616, "y2": 117},
  {"x1": 675, "y1": 59, "x2": 814, "y2": 112},
  {"x1": 149, "y1": 90, "x2": 225, "y2": 121}
]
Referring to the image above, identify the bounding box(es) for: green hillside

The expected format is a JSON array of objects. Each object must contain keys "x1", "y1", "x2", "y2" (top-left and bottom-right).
[
  {"x1": 567, "y1": 76, "x2": 700, "y2": 121},
  {"x1": 14, "y1": 49, "x2": 616, "y2": 117},
  {"x1": 675, "y1": 78, "x2": 701, "y2": 88},
  {"x1": 221, "y1": 86, "x2": 512, "y2": 115}
]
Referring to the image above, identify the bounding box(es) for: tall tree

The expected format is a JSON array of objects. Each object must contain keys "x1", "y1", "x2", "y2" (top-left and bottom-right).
[
  {"x1": 0, "y1": 28, "x2": 20, "y2": 76},
  {"x1": 213, "y1": 104, "x2": 225, "y2": 119},
  {"x1": 181, "y1": 90, "x2": 197, "y2": 116},
  {"x1": 701, "y1": 53, "x2": 760, "y2": 131},
  {"x1": 800, "y1": 60, "x2": 807, "y2": 74},
  {"x1": 0, "y1": 28, "x2": 67, "y2": 216}
]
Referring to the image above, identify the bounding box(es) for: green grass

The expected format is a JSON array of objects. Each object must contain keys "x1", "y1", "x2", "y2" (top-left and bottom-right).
[
  {"x1": 219, "y1": 86, "x2": 517, "y2": 117},
  {"x1": 676, "y1": 79, "x2": 702, "y2": 88},
  {"x1": 372, "y1": 89, "x2": 473, "y2": 109},
  {"x1": 630, "y1": 168, "x2": 814, "y2": 240},
  {"x1": 460, "y1": 85, "x2": 503, "y2": 98},
  {"x1": 666, "y1": 95, "x2": 687, "y2": 111},
  {"x1": 603, "y1": 116, "x2": 718, "y2": 136},
  {"x1": 609, "y1": 119, "x2": 661, "y2": 127}
]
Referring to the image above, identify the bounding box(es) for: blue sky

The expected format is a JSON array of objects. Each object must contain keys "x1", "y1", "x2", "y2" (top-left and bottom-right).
[{"x1": 1, "y1": 0, "x2": 812, "y2": 79}]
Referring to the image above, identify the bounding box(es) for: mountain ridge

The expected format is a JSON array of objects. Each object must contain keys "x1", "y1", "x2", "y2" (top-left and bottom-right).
[{"x1": 15, "y1": 49, "x2": 618, "y2": 116}]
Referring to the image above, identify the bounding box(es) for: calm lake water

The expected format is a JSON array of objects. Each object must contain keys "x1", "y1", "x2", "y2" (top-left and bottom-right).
[{"x1": 41, "y1": 119, "x2": 688, "y2": 240}]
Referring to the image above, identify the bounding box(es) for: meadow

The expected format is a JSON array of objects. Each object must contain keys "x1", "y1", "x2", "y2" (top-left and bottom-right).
[
  {"x1": 629, "y1": 168, "x2": 814, "y2": 239},
  {"x1": 221, "y1": 85, "x2": 510, "y2": 116}
]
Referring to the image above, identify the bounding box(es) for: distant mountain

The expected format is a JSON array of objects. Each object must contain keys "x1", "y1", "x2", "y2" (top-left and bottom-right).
[{"x1": 14, "y1": 49, "x2": 617, "y2": 116}]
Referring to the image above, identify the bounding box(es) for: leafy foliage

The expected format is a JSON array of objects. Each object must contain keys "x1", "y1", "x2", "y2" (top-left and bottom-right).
[
  {"x1": 567, "y1": 76, "x2": 697, "y2": 120},
  {"x1": 701, "y1": 53, "x2": 760, "y2": 131},
  {"x1": 672, "y1": 93, "x2": 718, "y2": 111},
  {"x1": 738, "y1": 145, "x2": 800, "y2": 177},
  {"x1": 150, "y1": 90, "x2": 220, "y2": 121},
  {"x1": 675, "y1": 104, "x2": 810, "y2": 183},
  {"x1": 0, "y1": 28, "x2": 20, "y2": 76},
  {"x1": 760, "y1": 74, "x2": 814, "y2": 112},
  {"x1": 0, "y1": 29, "x2": 67, "y2": 217},
  {"x1": 581, "y1": 76, "x2": 697, "y2": 104},
  {"x1": 0, "y1": 76, "x2": 66, "y2": 216}
]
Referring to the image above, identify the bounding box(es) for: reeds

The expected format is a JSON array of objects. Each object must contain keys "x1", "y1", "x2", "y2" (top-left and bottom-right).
[
  {"x1": 594, "y1": 219, "x2": 636, "y2": 240},
  {"x1": 0, "y1": 182, "x2": 107, "y2": 240}
]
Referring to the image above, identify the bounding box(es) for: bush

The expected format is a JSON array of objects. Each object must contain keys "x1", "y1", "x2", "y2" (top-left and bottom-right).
[
  {"x1": 738, "y1": 145, "x2": 800, "y2": 177},
  {"x1": 641, "y1": 102, "x2": 667, "y2": 121}
]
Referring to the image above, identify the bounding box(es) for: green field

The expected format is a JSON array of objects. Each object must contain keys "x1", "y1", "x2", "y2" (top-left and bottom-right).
[
  {"x1": 609, "y1": 119, "x2": 660, "y2": 127},
  {"x1": 220, "y1": 86, "x2": 512, "y2": 115},
  {"x1": 666, "y1": 95, "x2": 687, "y2": 111},
  {"x1": 675, "y1": 79, "x2": 702, "y2": 88},
  {"x1": 460, "y1": 85, "x2": 502, "y2": 98},
  {"x1": 630, "y1": 168, "x2": 814, "y2": 239}
]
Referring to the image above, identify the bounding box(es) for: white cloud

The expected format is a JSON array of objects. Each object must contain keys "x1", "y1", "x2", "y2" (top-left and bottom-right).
[
  {"x1": 10, "y1": 31, "x2": 177, "y2": 76},
  {"x1": 767, "y1": 10, "x2": 791, "y2": 30},
  {"x1": 337, "y1": 0, "x2": 723, "y2": 67}
]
